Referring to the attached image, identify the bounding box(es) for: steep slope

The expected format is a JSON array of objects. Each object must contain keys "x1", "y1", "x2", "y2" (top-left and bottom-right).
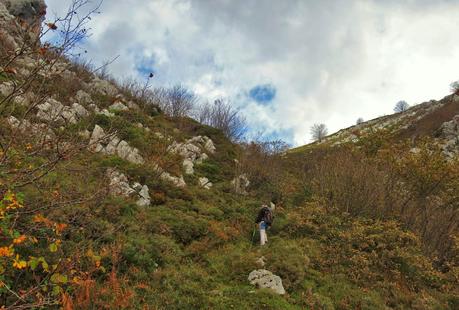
[{"x1": 0, "y1": 1, "x2": 457, "y2": 309}]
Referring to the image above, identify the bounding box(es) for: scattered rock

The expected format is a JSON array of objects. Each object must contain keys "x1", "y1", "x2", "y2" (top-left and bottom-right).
[
  {"x1": 89, "y1": 77, "x2": 118, "y2": 97},
  {"x1": 75, "y1": 90, "x2": 93, "y2": 105},
  {"x1": 248, "y1": 269, "x2": 285, "y2": 295},
  {"x1": 88, "y1": 125, "x2": 144, "y2": 164},
  {"x1": 137, "y1": 185, "x2": 151, "y2": 207},
  {"x1": 106, "y1": 168, "x2": 151, "y2": 206},
  {"x1": 231, "y1": 174, "x2": 250, "y2": 195},
  {"x1": 109, "y1": 101, "x2": 128, "y2": 111},
  {"x1": 0, "y1": 82, "x2": 14, "y2": 97},
  {"x1": 36, "y1": 99, "x2": 88, "y2": 124},
  {"x1": 168, "y1": 135, "x2": 215, "y2": 175},
  {"x1": 160, "y1": 172, "x2": 186, "y2": 188},
  {"x1": 199, "y1": 177, "x2": 213, "y2": 189},
  {"x1": 107, "y1": 168, "x2": 136, "y2": 197},
  {"x1": 183, "y1": 158, "x2": 194, "y2": 175}
]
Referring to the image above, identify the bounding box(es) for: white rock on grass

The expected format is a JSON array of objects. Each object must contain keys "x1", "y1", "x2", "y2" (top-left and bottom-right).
[
  {"x1": 75, "y1": 90, "x2": 93, "y2": 105},
  {"x1": 248, "y1": 269, "x2": 286, "y2": 295},
  {"x1": 199, "y1": 177, "x2": 213, "y2": 189},
  {"x1": 231, "y1": 174, "x2": 250, "y2": 195},
  {"x1": 107, "y1": 168, "x2": 136, "y2": 197},
  {"x1": 183, "y1": 159, "x2": 194, "y2": 175},
  {"x1": 88, "y1": 125, "x2": 144, "y2": 165},
  {"x1": 109, "y1": 101, "x2": 129, "y2": 111},
  {"x1": 168, "y1": 135, "x2": 215, "y2": 175},
  {"x1": 137, "y1": 185, "x2": 151, "y2": 207},
  {"x1": 106, "y1": 169, "x2": 151, "y2": 206},
  {"x1": 89, "y1": 77, "x2": 118, "y2": 97},
  {"x1": 36, "y1": 99, "x2": 89, "y2": 124}
]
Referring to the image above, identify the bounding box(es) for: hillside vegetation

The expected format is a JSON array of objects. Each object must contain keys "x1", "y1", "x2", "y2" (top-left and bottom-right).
[{"x1": 0, "y1": 1, "x2": 457, "y2": 309}]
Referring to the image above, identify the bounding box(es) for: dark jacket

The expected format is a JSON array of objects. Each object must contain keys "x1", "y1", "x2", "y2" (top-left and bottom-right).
[{"x1": 255, "y1": 207, "x2": 273, "y2": 227}]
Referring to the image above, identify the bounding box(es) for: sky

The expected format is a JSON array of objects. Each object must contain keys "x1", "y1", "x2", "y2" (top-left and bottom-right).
[{"x1": 45, "y1": 0, "x2": 459, "y2": 146}]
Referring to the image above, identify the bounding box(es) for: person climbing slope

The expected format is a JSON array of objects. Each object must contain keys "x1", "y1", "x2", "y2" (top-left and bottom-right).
[{"x1": 255, "y1": 204, "x2": 274, "y2": 246}]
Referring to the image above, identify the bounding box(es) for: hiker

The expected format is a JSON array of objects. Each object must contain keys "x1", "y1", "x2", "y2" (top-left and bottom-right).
[{"x1": 255, "y1": 204, "x2": 274, "y2": 246}]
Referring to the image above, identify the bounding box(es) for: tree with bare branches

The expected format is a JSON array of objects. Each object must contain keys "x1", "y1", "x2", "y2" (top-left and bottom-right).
[{"x1": 310, "y1": 123, "x2": 328, "y2": 142}]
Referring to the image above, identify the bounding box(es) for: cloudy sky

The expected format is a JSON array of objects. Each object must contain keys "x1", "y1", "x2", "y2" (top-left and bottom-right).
[{"x1": 45, "y1": 0, "x2": 459, "y2": 146}]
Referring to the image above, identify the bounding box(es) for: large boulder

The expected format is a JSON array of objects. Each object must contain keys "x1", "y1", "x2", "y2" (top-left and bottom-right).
[
  {"x1": 168, "y1": 135, "x2": 215, "y2": 175},
  {"x1": 248, "y1": 269, "x2": 286, "y2": 295},
  {"x1": 1, "y1": 0, "x2": 46, "y2": 27}
]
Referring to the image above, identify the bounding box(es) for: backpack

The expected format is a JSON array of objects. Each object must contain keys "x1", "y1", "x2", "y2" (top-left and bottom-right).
[{"x1": 255, "y1": 207, "x2": 273, "y2": 226}]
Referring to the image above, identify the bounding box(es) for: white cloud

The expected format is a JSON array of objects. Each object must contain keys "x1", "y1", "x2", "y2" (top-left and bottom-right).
[{"x1": 45, "y1": 0, "x2": 459, "y2": 145}]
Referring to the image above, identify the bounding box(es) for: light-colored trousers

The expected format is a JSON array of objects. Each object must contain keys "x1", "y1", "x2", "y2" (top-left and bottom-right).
[{"x1": 259, "y1": 221, "x2": 268, "y2": 245}]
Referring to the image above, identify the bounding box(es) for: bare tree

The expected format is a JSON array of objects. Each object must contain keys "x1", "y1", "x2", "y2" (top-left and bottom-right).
[
  {"x1": 160, "y1": 84, "x2": 197, "y2": 118},
  {"x1": 356, "y1": 117, "x2": 364, "y2": 125},
  {"x1": 394, "y1": 100, "x2": 410, "y2": 113},
  {"x1": 310, "y1": 123, "x2": 328, "y2": 142},
  {"x1": 195, "y1": 99, "x2": 248, "y2": 141}
]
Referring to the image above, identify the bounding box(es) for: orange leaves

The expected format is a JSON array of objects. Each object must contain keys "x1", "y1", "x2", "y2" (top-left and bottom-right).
[
  {"x1": 0, "y1": 246, "x2": 13, "y2": 257},
  {"x1": 13, "y1": 255, "x2": 27, "y2": 269},
  {"x1": 13, "y1": 235, "x2": 27, "y2": 245},
  {"x1": 33, "y1": 213, "x2": 67, "y2": 235}
]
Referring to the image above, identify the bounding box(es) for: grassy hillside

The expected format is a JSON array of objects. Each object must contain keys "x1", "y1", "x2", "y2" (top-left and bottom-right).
[{"x1": 0, "y1": 1, "x2": 458, "y2": 309}]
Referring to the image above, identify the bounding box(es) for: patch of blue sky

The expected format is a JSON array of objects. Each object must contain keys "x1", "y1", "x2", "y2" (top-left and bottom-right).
[{"x1": 248, "y1": 84, "x2": 277, "y2": 105}]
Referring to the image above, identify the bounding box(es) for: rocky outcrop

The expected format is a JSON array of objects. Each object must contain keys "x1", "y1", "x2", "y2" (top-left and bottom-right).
[
  {"x1": 88, "y1": 125, "x2": 144, "y2": 164},
  {"x1": 2, "y1": 0, "x2": 46, "y2": 25},
  {"x1": 248, "y1": 269, "x2": 285, "y2": 295},
  {"x1": 168, "y1": 136, "x2": 215, "y2": 175},
  {"x1": 7, "y1": 115, "x2": 54, "y2": 141},
  {"x1": 199, "y1": 177, "x2": 212, "y2": 189},
  {"x1": 75, "y1": 90, "x2": 93, "y2": 105},
  {"x1": 36, "y1": 99, "x2": 88, "y2": 124},
  {"x1": 231, "y1": 174, "x2": 250, "y2": 195},
  {"x1": 439, "y1": 115, "x2": 459, "y2": 157},
  {"x1": 88, "y1": 77, "x2": 118, "y2": 97},
  {"x1": 159, "y1": 171, "x2": 186, "y2": 188},
  {"x1": 107, "y1": 168, "x2": 150, "y2": 207}
]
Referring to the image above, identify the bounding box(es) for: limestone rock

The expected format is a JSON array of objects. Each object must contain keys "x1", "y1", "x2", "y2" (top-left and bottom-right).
[
  {"x1": 2, "y1": 0, "x2": 46, "y2": 37},
  {"x1": 89, "y1": 77, "x2": 118, "y2": 97},
  {"x1": 109, "y1": 101, "x2": 128, "y2": 111},
  {"x1": 199, "y1": 177, "x2": 212, "y2": 189},
  {"x1": 88, "y1": 125, "x2": 144, "y2": 165},
  {"x1": 248, "y1": 269, "x2": 285, "y2": 295},
  {"x1": 36, "y1": 99, "x2": 88, "y2": 124},
  {"x1": 168, "y1": 135, "x2": 215, "y2": 175},
  {"x1": 183, "y1": 159, "x2": 194, "y2": 175},
  {"x1": 137, "y1": 185, "x2": 151, "y2": 207},
  {"x1": 106, "y1": 169, "x2": 151, "y2": 206},
  {"x1": 106, "y1": 168, "x2": 135, "y2": 197},
  {"x1": 160, "y1": 172, "x2": 186, "y2": 188},
  {"x1": 439, "y1": 115, "x2": 459, "y2": 157},
  {"x1": 0, "y1": 82, "x2": 13, "y2": 97},
  {"x1": 75, "y1": 90, "x2": 93, "y2": 105},
  {"x1": 231, "y1": 174, "x2": 250, "y2": 195}
]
